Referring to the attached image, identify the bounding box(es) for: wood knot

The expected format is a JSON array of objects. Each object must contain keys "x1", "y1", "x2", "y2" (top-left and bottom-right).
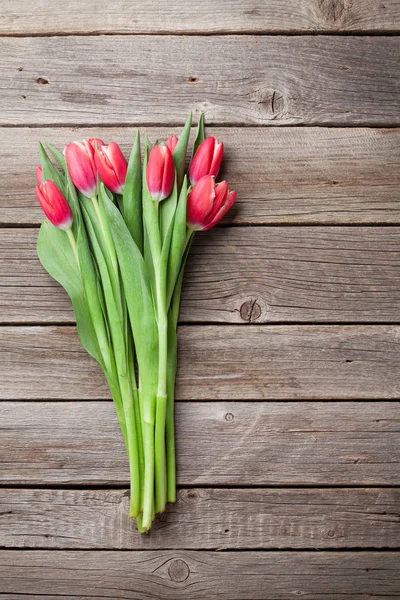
[
  {"x1": 168, "y1": 559, "x2": 190, "y2": 582},
  {"x1": 224, "y1": 412, "x2": 234, "y2": 422},
  {"x1": 317, "y1": 0, "x2": 349, "y2": 25},
  {"x1": 240, "y1": 299, "x2": 261, "y2": 322},
  {"x1": 187, "y1": 76, "x2": 199, "y2": 83},
  {"x1": 36, "y1": 77, "x2": 49, "y2": 85},
  {"x1": 186, "y1": 489, "x2": 200, "y2": 502},
  {"x1": 327, "y1": 530, "x2": 335, "y2": 538}
]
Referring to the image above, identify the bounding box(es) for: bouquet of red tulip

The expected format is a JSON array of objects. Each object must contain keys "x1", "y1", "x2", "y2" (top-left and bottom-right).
[{"x1": 35, "y1": 113, "x2": 236, "y2": 532}]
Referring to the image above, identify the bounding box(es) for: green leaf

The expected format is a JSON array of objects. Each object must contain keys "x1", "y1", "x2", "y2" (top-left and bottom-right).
[
  {"x1": 102, "y1": 193, "x2": 159, "y2": 424},
  {"x1": 172, "y1": 112, "x2": 192, "y2": 190},
  {"x1": 38, "y1": 142, "x2": 65, "y2": 192},
  {"x1": 167, "y1": 176, "x2": 189, "y2": 305},
  {"x1": 122, "y1": 130, "x2": 143, "y2": 253},
  {"x1": 192, "y1": 112, "x2": 205, "y2": 158},
  {"x1": 37, "y1": 221, "x2": 103, "y2": 367},
  {"x1": 45, "y1": 142, "x2": 67, "y2": 171}
]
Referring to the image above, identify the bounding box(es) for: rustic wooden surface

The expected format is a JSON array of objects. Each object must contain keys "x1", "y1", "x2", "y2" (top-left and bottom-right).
[
  {"x1": 1, "y1": 488, "x2": 399, "y2": 550},
  {"x1": 1, "y1": 551, "x2": 399, "y2": 599},
  {"x1": 1, "y1": 401, "x2": 399, "y2": 485},
  {"x1": 3, "y1": 227, "x2": 400, "y2": 324},
  {"x1": 2, "y1": 1, "x2": 400, "y2": 34},
  {"x1": 1, "y1": 37, "x2": 399, "y2": 126},
  {"x1": 1, "y1": 1, "x2": 399, "y2": 598}
]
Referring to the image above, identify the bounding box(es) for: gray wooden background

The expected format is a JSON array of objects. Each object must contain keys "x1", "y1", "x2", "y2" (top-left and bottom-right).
[{"x1": 1, "y1": 1, "x2": 400, "y2": 598}]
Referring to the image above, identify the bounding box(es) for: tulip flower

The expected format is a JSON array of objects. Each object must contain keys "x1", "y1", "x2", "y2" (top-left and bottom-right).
[
  {"x1": 36, "y1": 165, "x2": 43, "y2": 186},
  {"x1": 64, "y1": 138, "x2": 104, "y2": 197},
  {"x1": 95, "y1": 142, "x2": 128, "y2": 194},
  {"x1": 166, "y1": 135, "x2": 178, "y2": 153},
  {"x1": 146, "y1": 144, "x2": 175, "y2": 201},
  {"x1": 36, "y1": 179, "x2": 73, "y2": 230},
  {"x1": 187, "y1": 175, "x2": 236, "y2": 231},
  {"x1": 188, "y1": 137, "x2": 224, "y2": 184}
]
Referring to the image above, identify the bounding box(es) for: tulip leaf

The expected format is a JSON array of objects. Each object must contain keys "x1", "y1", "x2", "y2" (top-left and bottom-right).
[
  {"x1": 45, "y1": 143, "x2": 67, "y2": 172},
  {"x1": 172, "y1": 111, "x2": 192, "y2": 190},
  {"x1": 37, "y1": 221, "x2": 103, "y2": 367},
  {"x1": 192, "y1": 112, "x2": 205, "y2": 158},
  {"x1": 102, "y1": 191, "x2": 159, "y2": 424},
  {"x1": 38, "y1": 142, "x2": 65, "y2": 193},
  {"x1": 167, "y1": 176, "x2": 188, "y2": 306},
  {"x1": 122, "y1": 130, "x2": 143, "y2": 254}
]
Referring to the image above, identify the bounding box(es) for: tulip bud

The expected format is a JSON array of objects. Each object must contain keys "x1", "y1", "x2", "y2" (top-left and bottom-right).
[
  {"x1": 146, "y1": 144, "x2": 175, "y2": 201},
  {"x1": 166, "y1": 135, "x2": 179, "y2": 153},
  {"x1": 189, "y1": 137, "x2": 224, "y2": 185},
  {"x1": 36, "y1": 166, "x2": 43, "y2": 186},
  {"x1": 64, "y1": 138, "x2": 104, "y2": 197},
  {"x1": 36, "y1": 179, "x2": 73, "y2": 230},
  {"x1": 95, "y1": 142, "x2": 128, "y2": 194},
  {"x1": 187, "y1": 176, "x2": 236, "y2": 231}
]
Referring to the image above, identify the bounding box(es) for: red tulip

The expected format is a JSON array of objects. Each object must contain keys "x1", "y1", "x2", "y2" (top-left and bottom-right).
[
  {"x1": 187, "y1": 176, "x2": 236, "y2": 231},
  {"x1": 202, "y1": 180, "x2": 236, "y2": 230},
  {"x1": 36, "y1": 179, "x2": 73, "y2": 230},
  {"x1": 64, "y1": 138, "x2": 104, "y2": 197},
  {"x1": 146, "y1": 144, "x2": 175, "y2": 201},
  {"x1": 95, "y1": 142, "x2": 128, "y2": 194},
  {"x1": 36, "y1": 166, "x2": 43, "y2": 186},
  {"x1": 189, "y1": 137, "x2": 224, "y2": 185},
  {"x1": 166, "y1": 135, "x2": 179, "y2": 153},
  {"x1": 186, "y1": 175, "x2": 215, "y2": 230}
]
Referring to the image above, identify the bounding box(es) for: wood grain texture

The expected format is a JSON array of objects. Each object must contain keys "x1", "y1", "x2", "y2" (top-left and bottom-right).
[
  {"x1": 3, "y1": 227, "x2": 400, "y2": 324},
  {"x1": 1, "y1": 36, "x2": 399, "y2": 126},
  {"x1": 1, "y1": 401, "x2": 399, "y2": 485},
  {"x1": 1, "y1": 0, "x2": 400, "y2": 34},
  {"x1": 1, "y1": 488, "x2": 398, "y2": 549},
  {"x1": 2, "y1": 325, "x2": 400, "y2": 400},
  {"x1": 0, "y1": 550, "x2": 399, "y2": 599},
  {"x1": 2, "y1": 127, "x2": 400, "y2": 226}
]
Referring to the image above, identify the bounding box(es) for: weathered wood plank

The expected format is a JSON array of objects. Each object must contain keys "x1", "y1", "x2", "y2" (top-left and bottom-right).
[
  {"x1": 3, "y1": 127, "x2": 399, "y2": 226},
  {"x1": 1, "y1": 36, "x2": 399, "y2": 126},
  {"x1": 0, "y1": 550, "x2": 398, "y2": 599},
  {"x1": 1, "y1": 326, "x2": 400, "y2": 400},
  {"x1": 3, "y1": 227, "x2": 400, "y2": 324},
  {"x1": 1, "y1": 488, "x2": 398, "y2": 549},
  {"x1": 2, "y1": 1, "x2": 400, "y2": 34},
  {"x1": 1, "y1": 401, "x2": 398, "y2": 485}
]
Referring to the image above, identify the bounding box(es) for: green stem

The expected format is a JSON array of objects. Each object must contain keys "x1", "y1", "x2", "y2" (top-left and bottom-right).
[
  {"x1": 166, "y1": 314, "x2": 178, "y2": 502},
  {"x1": 154, "y1": 242, "x2": 168, "y2": 513},
  {"x1": 142, "y1": 417, "x2": 155, "y2": 530}
]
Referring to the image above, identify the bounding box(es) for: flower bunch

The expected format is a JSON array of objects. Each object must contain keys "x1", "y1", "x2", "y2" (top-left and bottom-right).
[{"x1": 35, "y1": 113, "x2": 236, "y2": 532}]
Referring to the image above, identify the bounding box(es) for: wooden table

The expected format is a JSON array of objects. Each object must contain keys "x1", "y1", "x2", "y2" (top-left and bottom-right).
[{"x1": 1, "y1": 1, "x2": 400, "y2": 598}]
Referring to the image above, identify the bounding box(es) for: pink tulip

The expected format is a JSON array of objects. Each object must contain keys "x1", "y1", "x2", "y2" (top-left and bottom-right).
[
  {"x1": 202, "y1": 180, "x2": 236, "y2": 230},
  {"x1": 166, "y1": 135, "x2": 179, "y2": 153},
  {"x1": 95, "y1": 142, "x2": 128, "y2": 194},
  {"x1": 36, "y1": 179, "x2": 73, "y2": 230},
  {"x1": 36, "y1": 166, "x2": 43, "y2": 186},
  {"x1": 64, "y1": 138, "x2": 104, "y2": 197},
  {"x1": 187, "y1": 176, "x2": 236, "y2": 231},
  {"x1": 189, "y1": 137, "x2": 224, "y2": 185},
  {"x1": 146, "y1": 144, "x2": 175, "y2": 201}
]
